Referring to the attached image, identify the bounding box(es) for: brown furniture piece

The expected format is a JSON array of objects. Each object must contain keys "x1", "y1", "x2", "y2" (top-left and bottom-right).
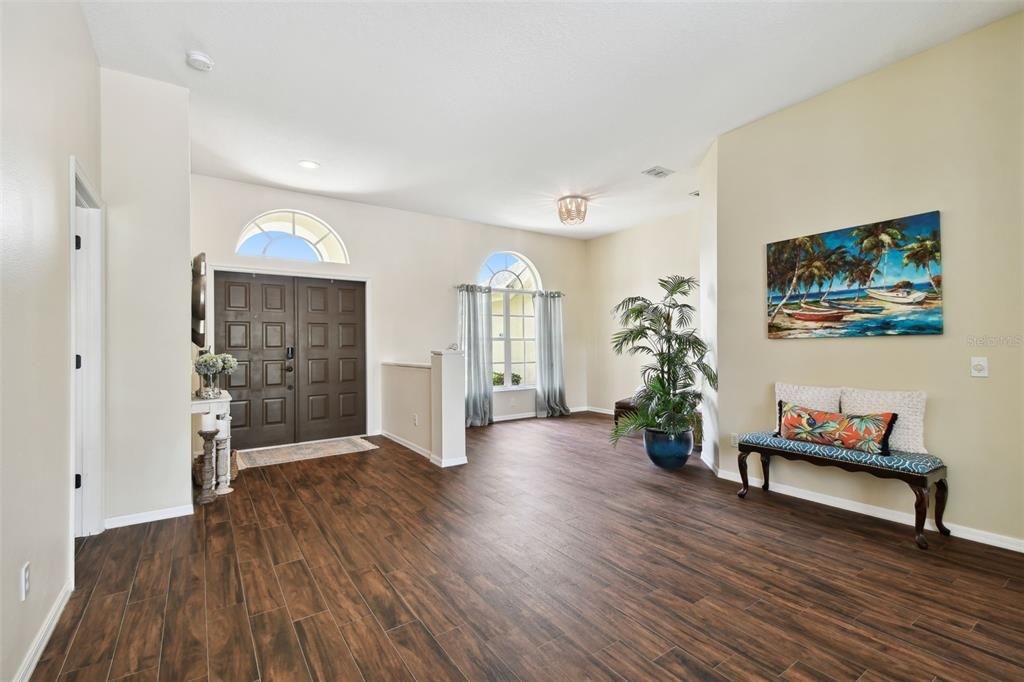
[
  {"x1": 737, "y1": 438, "x2": 949, "y2": 549},
  {"x1": 613, "y1": 398, "x2": 635, "y2": 426}
]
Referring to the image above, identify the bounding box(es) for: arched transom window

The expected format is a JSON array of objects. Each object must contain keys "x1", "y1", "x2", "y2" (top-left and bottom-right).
[
  {"x1": 236, "y1": 210, "x2": 349, "y2": 264},
  {"x1": 478, "y1": 253, "x2": 541, "y2": 389},
  {"x1": 478, "y1": 252, "x2": 540, "y2": 290}
]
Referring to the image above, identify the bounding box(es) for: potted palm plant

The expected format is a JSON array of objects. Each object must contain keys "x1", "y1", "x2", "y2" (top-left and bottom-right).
[{"x1": 610, "y1": 275, "x2": 718, "y2": 469}]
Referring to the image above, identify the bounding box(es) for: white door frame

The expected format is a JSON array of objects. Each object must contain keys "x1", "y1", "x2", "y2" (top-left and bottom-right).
[
  {"x1": 205, "y1": 261, "x2": 377, "y2": 438},
  {"x1": 69, "y1": 157, "x2": 106, "y2": 549}
]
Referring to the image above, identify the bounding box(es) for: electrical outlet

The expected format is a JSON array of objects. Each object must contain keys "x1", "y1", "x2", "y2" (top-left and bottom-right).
[
  {"x1": 730, "y1": 433, "x2": 740, "y2": 448},
  {"x1": 412, "y1": 413, "x2": 419, "y2": 427},
  {"x1": 20, "y1": 562, "x2": 30, "y2": 601}
]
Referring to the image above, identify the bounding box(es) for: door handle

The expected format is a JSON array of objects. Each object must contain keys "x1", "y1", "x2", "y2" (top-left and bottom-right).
[
  {"x1": 285, "y1": 366, "x2": 294, "y2": 373},
  {"x1": 286, "y1": 346, "x2": 295, "y2": 360}
]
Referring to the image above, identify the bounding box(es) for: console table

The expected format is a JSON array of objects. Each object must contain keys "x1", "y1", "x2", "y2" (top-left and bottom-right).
[{"x1": 190, "y1": 392, "x2": 233, "y2": 496}]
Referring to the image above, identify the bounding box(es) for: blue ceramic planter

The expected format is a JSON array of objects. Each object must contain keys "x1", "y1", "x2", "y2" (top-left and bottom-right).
[{"x1": 643, "y1": 429, "x2": 694, "y2": 469}]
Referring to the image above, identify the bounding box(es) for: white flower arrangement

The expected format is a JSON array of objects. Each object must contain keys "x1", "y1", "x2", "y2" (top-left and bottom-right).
[
  {"x1": 194, "y1": 351, "x2": 223, "y2": 377},
  {"x1": 217, "y1": 353, "x2": 239, "y2": 375}
]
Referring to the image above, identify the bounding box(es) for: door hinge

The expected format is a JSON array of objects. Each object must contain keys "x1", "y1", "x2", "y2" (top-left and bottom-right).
[
  {"x1": 75, "y1": 235, "x2": 82, "y2": 250},
  {"x1": 75, "y1": 474, "x2": 82, "y2": 489},
  {"x1": 75, "y1": 354, "x2": 82, "y2": 370}
]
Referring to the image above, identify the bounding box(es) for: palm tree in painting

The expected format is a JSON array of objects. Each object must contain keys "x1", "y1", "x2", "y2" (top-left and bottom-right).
[
  {"x1": 843, "y1": 256, "x2": 876, "y2": 300},
  {"x1": 798, "y1": 247, "x2": 831, "y2": 303},
  {"x1": 851, "y1": 220, "x2": 907, "y2": 287},
  {"x1": 767, "y1": 234, "x2": 824, "y2": 324},
  {"x1": 817, "y1": 246, "x2": 851, "y2": 302},
  {"x1": 766, "y1": 241, "x2": 795, "y2": 308},
  {"x1": 902, "y1": 230, "x2": 942, "y2": 294}
]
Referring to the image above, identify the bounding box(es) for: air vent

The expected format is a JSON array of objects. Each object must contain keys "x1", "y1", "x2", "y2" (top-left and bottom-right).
[{"x1": 641, "y1": 166, "x2": 675, "y2": 179}]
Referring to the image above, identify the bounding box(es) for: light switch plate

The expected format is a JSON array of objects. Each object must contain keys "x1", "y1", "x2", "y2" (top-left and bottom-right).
[{"x1": 970, "y1": 356, "x2": 989, "y2": 377}]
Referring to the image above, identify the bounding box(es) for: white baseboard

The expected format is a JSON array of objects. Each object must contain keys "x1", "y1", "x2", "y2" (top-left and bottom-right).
[
  {"x1": 383, "y1": 432, "x2": 467, "y2": 468},
  {"x1": 431, "y1": 453, "x2": 469, "y2": 468},
  {"x1": 493, "y1": 412, "x2": 536, "y2": 423},
  {"x1": 14, "y1": 581, "x2": 72, "y2": 682},
  {"x1": 716, "y1": 469, "x2": 1024, "y2": 553},
  {"x1": 105, "y1": 504, "x2": 193, "y2": 529},
  {"x1": 701, "y1": 450, "x2": 717, "y2": 472},
  {"x1": 382, "y1": 431, "x2": 432, "y2": 459},
  {"x1": 572, "y1": 406, "x2": 614, "y2": 415}
]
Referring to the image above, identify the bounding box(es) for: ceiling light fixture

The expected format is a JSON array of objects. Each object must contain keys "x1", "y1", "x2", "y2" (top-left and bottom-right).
[
  {"x1": 297, "y1": 160, "x2": 320, "y2": 169},
  {"x1": 185, "y1": 50, "x2": 214, "y2": 72},
  {"x1": 557, "y1": 195, "x2": 588, "y2": 225}
]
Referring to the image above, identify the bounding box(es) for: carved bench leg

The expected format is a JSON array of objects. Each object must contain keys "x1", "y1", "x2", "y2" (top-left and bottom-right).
[
  {"x1": 911, "y1": 484, "x2": 930, "y2": 549},
  {"x1": 737, "y1": 452, "x2": 750, "y2": 498},
  {"x1": 760, "y1": 453, "x2": 771, "y2": 492},
  {"x1": 935, "y1": 479, "x2": 951, "y2": 536}
]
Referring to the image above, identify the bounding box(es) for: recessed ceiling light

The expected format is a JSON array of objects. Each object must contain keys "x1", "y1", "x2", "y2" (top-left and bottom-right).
[
  {"x1": 297, "y1": 160, "x2": 320, "y2": 169},
  {"x1": 185, "y1": 50, "x2": 214, "y2": 72}
]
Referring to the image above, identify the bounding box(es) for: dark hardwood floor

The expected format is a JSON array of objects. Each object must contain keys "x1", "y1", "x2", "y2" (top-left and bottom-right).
[{"x1": 33, "y1": 413, "x2": 1024, "y2": 681}]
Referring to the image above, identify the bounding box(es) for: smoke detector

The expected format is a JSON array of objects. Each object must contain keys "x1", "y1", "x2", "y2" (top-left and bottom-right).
[
  {"x1": 186, "y1": 50, "x2": 215, "y2": 72},
  {"x1": 641, "y1": 166, "x2": 675, "y2": 179}
]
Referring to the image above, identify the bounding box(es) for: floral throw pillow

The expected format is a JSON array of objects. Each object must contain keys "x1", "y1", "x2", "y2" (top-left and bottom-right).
[{"x1": 777, "y1": 401, "x2": 899, "y2": 455}]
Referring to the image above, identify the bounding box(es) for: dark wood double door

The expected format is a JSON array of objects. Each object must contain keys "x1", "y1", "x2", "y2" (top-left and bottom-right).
[{"x1": 215, "y1": 272, "x2": 366, "y2": 449}]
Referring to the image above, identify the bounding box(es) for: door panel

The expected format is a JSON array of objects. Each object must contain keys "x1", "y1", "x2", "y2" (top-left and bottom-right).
[
  {"x1": 214, "y1": 272, "x2": 296, "y2": 449},
  {"x1": 296, "y1": 278, "x2": 367, "y2": 441}
]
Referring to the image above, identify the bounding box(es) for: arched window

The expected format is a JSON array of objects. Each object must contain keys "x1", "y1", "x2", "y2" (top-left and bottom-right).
[
  {"x1": 478, "y1": 253, "x2": 541, "y2": 389},
  {"x1": 236, "y1": 210, "x2": 349, "y2": 264}
]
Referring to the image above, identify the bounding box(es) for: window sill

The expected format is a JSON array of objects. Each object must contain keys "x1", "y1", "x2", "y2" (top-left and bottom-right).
[{"x1": 493, "y1": 385, "x2": 536, "y2": 393}]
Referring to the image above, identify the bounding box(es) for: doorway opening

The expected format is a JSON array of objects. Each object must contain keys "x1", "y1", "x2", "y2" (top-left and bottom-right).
[
  {"x1": 213, "y1": 270, "x2": 367, "y2": 450},
  {"x1": 70, "y1": 157, "x2": 105, "y2": 541}
]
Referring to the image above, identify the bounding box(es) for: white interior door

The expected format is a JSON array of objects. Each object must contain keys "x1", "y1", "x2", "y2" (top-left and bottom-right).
[{"x1": 73, "y1": 203, "x2": 104, "y2": 536}]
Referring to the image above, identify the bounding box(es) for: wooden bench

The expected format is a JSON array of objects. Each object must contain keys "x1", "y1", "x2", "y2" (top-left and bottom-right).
[{"x1": 737, "y1": 432, "x2": 949, "y2": 549}]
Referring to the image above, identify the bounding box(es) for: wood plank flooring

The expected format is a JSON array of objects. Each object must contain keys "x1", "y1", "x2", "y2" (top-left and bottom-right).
[{"x1": 32, "y1": 413, "x2": 1024, "y2": 681}]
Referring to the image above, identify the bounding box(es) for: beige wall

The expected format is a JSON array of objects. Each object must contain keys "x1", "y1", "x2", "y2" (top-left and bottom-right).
[
  {"x1": 190, "y1": 174, "x2": 591, "y2": 432},
  {"x1": 715, "y1": 14, "x2": 1023, "y2": 543},
  {"x1": 101, "y1": 69, "x2": 194, "y2": 521},
  {"x1": 381, "y1": 364, "x2": 433, "y2": 453},
  {"x1": 494, "y1": 387, "x2": 539, "y2": 420},
  {"x1": 1, "y1": 2, "x2": 101, "y2": 678},
  {"x1": 584, "y1": 212, "x2": 701, "y2": 412}
]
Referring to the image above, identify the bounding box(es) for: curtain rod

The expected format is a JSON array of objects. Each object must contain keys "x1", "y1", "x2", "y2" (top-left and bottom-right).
[{"x1": 454, "y1": 284, "x2": 565, "y2": 297}]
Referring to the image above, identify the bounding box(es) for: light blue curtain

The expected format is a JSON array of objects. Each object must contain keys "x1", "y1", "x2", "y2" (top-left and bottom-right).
[
  {"x1": 534, "y1": 291, "x2": 571, "y2": 417},
  {"x1": 458, "y1": 285, "x2": 493, "y2": 427}
]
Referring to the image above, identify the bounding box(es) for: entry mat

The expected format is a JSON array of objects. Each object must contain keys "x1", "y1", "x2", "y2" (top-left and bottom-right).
[{"x1": 237, "y1": 436, "x2": 378, "y2": 469}]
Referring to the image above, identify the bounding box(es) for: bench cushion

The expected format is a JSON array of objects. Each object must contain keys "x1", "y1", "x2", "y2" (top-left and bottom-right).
[{"x1": 740, "y1": 431, "x2": 944, "y2": 475}]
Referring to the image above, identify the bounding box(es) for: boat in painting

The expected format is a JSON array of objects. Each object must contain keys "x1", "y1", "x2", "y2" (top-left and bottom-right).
[
  {"x1": 782, "y1": 307, "x2": 851, "y2": 322},
  {"x1": 766, "y1": 210, "x2": 943, "y2": 339},
  {"x1": 824, "y1": 301, "x2": 885, "y2": 314},
  {"x1": 864, "y1": 287, "x2": 928, "y2": 304}
]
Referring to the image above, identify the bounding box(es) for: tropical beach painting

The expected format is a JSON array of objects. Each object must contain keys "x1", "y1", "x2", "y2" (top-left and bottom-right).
[{"x1": 766, "y1": 211, "x2": 942, "y2": 339}]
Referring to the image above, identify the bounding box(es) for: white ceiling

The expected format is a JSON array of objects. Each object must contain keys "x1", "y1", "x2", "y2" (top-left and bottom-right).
[{"x1": 82, "y1": 1, "x2": 1021, "y2": 239}]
